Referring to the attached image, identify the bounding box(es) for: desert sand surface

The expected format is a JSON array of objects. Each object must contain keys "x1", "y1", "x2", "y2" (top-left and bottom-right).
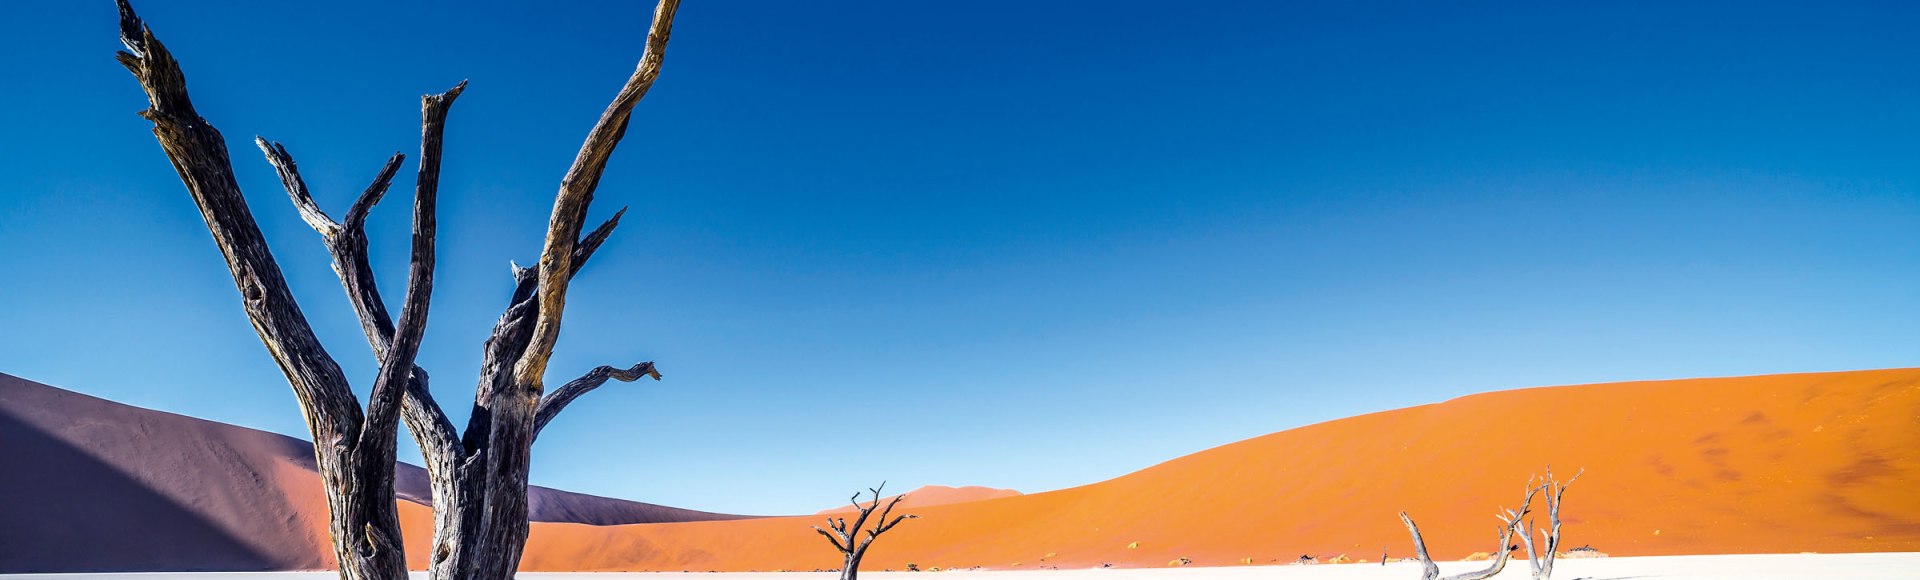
[
  {"x1": 2, "y1": 553, "x2": 1916, "y2": 579},
  {"x1": 515, "y1": 368, "x2": 1920, "y2": 572},
  {"x1": 4, "y1": 368, "x2": 1917, "y2": 573}
]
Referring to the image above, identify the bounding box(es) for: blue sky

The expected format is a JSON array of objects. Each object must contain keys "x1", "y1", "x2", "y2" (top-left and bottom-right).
[{"x1": 1, "y1": 1, "x2": 1915, "y2": 516}]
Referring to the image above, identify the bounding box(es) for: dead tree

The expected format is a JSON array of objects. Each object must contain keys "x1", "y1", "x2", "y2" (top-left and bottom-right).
[
  {"x1": 1516, "y1": 468, "x2": 1583, "y2": 580},
  {"x1": 813, "y1": 483, "x2": 918, "y2": 580},
  {"x1": 1397, "y1": 481, "x2": 1538, "y2": 580},
  {"x1": 113, "y1": 1, "x2": 680, "y2": 578}
]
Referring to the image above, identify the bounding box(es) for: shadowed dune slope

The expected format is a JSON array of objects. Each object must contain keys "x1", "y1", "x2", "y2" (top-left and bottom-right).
[
  {"x1": 517, "y1": 368, "x2": 1920, "y2": 572},
  {"x1": 0, "y1": 373, "x2": 747, "y2": 573}
]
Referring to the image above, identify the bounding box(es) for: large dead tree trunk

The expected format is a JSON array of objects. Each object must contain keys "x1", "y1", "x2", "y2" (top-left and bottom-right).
[
  {"x1": 814, "y1": 484, "x2": 917, "y2": 580},
  {"x1": 114, "y1": 1, "x2": 681, "y2": 578}
]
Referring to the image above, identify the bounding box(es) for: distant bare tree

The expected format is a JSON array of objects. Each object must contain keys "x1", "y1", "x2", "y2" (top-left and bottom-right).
[
  {"x1": 113, "y1": 0, "x2": 681, "y2": 578},
  {"x1": 814, "y1": 483, "x2": 918, "y2": 580},
  {"x1": 1517, "y1": 468, "x2": 1583, "y2": 580},
  {"x1": 1398, "y1": 481, "x2": 1539, "y2": 580}
]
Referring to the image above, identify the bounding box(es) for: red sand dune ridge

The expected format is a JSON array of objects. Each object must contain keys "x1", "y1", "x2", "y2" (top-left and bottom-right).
[
  {"x1": 516, "y1": 368, "x2": 1920, "y2": 572},
  {"x1": 817, "y1": 485, "x2": 1023, "y2": 515},
  {"x1": 3, "y1": 368, "x2": 1917, "y2": 573}
]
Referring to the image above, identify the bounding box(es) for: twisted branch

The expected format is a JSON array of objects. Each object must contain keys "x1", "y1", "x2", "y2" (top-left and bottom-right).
[
  {"x1": 1401, "y1": 481, "x2": 1538, "y2": 580},
  {"x1": 532, "y1": 361, "x2": 661, "y2": 437}
]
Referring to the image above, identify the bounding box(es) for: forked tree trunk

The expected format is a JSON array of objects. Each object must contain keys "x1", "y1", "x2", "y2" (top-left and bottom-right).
[
  {"x1": 114, "y1": 0, "x2": 681, "y2": 578},
  {"x1": 814, "y1": 484, "x2": 917, "y2": 580},
  {"x1": 1516, "y1": 468, "x2": 1582, "y2": 580}
]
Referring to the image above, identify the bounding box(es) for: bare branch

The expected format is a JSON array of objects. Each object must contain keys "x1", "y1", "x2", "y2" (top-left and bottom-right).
[
  {"x1": 261, "y1": 144, "x2": 460, "y2": 461},
  {"x1": 474, "y1": 205, "x2": 632, "y2": 447},
  {"x1": 1502, "y1": 483, "x2": 1543, "y2": 528},
  {"x1": 319, "y1": 155, "x2": 408, "y2": 350},
  {"x1": 358, "y1": 81, "x2": 464, "y2": 451},
  {"x1": 1554, "y1": 468, "x2": 1583, "y2": 506},
  {"x1": 508, "y1": 207, "x2": 628, "y2": 293},
  {"x1": 575, "y1": 207, "x2": 628, "y2": 275},
  {"x1": 823, "y1": 517, "x2": 852, "y2": 543},
  {"x1": 531, "y1": 361, "x2": 661, "y2": 437},
  {"x1": 1403, "y1": 506, "x2": 1527, "y2": 580},
  {"x1": 345, "y1": 153, "x2": 405, "y2": 230},
  {"x1": 813, "y1": 526, "x2": 850, "y2": 554},
  {"x1": 334, "y1": 152, "x2": 412, "y2": 349},
  {"x1": 875, "y1": 514, "x2": 916, "y2": 536},
  {"x1": 256, "y1": 142, "x2": 408, "y2": 348},
  {"x1": 1399, "y1": 512, "x2": 1441, "y2": 580},
  {"x1": 1440, "y1": 519, "x2": 1524, "y2": 580},
  {"x1": 116, "y1": 0, "x2": 361, "y2": 438},
  {"x1": 843, "y1": 483, "x2": 881, "y2": 545},
  {"x1": 869, "y1": 493, "x2": 907, "y2": 538},
  {"x1": 255, "y1": 139, "x2": 341, "y2": 236},
  {"x1": 512, "y1": 0, "x2": 681, "y2": 391}
]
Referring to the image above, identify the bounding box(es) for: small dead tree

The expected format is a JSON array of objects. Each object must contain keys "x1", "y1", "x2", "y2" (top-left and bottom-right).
[
  {"x1": 814, "y1": 483, "x2": 918, "y2": 580},
  {"x1": 1516, "y1": 468, "x2": 1583, "y2": 580},
  {"x1": 113, "y1": 1, "x2": 680, "y2": 579},
  {"x1": 1398, "y1": 482, "x2": 1538, "y2": 580}
]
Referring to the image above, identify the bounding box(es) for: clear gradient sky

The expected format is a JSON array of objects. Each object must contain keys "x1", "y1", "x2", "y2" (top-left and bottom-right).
[{"x1": 2, "y1": 1, "x2": 1916, "y2": 516}]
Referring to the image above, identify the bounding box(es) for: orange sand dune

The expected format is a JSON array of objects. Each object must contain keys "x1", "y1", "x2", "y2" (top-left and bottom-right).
[
  {"x1": 817, "y1": 485, "x2": 1024, "y2": 515},
  {"x1": 516, "y1": 368, "x2": 1920, "y2": 572}
]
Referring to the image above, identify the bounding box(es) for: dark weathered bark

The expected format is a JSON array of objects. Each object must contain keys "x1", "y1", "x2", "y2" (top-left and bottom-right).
[
  {"x1": 116, "y1": 2, "x2": 407, "y2": 578},
  {"x1": 259, "y1": 136, "x2": 478, "y2": 579},
  {"x1": 814, "y1": 484, "x2": 917, "y2": 580},
  {"x1": 260, "y1": 137, "x2": 476, "y2": 578},
  {"x1": 460, "y1": 4, "x2": 681, "y2": 578},
  {"x1": 1517, "y1": 468, "x2": 1582, "y2": 580},
  {"x1": 118, "y1": 0, "x2": 685, "y2": 578}
]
